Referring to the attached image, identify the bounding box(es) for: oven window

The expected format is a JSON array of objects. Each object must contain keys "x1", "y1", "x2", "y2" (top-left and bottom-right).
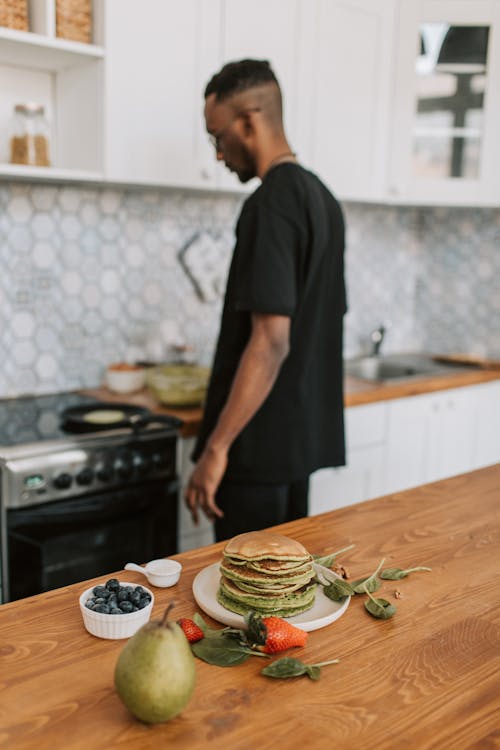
[{"x1": 7, "y1": 479, "x2": 178, "y2": 601}]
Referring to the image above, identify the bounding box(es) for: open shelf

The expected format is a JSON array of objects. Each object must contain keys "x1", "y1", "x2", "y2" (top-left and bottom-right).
[
  {"x1": 0, "y1": 163, "x2": 103, "y2": 183},
  {"x1": 0, "y1": 26, "x2": 104, "y2": 72}
]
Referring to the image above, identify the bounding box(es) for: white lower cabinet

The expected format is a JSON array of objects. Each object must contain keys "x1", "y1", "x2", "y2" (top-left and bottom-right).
[
  {"x1": 311, "y1": 379, "x2": 500, "y2": 515},
  {"x1": 385, "y1": 381, "x2": 499, "y2": 493},
  {"x1": 473, "y1": 380, "x2": 500, "y2": 469},
  {"x1": 309, "y1": 402, "x2": 388, "y2": 516}
]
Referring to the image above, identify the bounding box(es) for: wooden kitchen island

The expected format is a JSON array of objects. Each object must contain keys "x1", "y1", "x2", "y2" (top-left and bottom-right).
[{"x1": 1, "y1": 465, "x2": 499, "y2": 750}]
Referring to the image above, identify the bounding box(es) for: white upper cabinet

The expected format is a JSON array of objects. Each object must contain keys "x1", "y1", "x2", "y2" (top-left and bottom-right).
[
  {"x1": 215, "y1": 0, "x2": 313, "y2": 193},
  {"x1": 103, "y1": 0, "x2": 220, "y2": 188},
  {"x1": 308, "y1": 0, "x2": 397, "y2": 202},
  {"x1": 389, "y1": 0, "x2": 500, "y2": 206}
]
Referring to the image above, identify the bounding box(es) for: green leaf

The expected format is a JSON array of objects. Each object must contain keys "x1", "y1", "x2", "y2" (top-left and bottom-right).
[
  {"x1": 261, "y1": 656, "x2": 339, "y2": 680},
  {"x1": 262, "y1": 657, "x2": 307, "y2": 679},
  {"x1": 313, "y1": 544, "x2": 355, "y2": 568},
  {"x1": 363, "y1": 584, "x2": 396, "y2": 620},
  {"x1": 352, "y1": 558, "x2": 385, "y2": 594},
  {"x1": 305, "y1": 665, "x2": 321, "y2": 681},
  {"x1": 191, "y1": 635, "x2": 253, "y2": 666},
  {"x1": 380, "y1": 566, "x2": 432, "y2": 580},
  {"x1": 351, "y1": 576, "x2": 381, "y2": 594},
  {"x1": 364, "y1": 597, "x2": 397, "y2": 619},
  {"x1": 323, "y1": 578, "x2": 355, "y2": 602}
]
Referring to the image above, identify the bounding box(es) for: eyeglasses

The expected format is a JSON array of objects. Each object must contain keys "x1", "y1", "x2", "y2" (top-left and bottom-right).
[{"x1": 207, "y1": 108, "x2": 261, "y2": 152}]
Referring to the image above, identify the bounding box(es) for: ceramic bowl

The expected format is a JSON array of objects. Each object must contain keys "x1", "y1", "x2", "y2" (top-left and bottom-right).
[
  {"x1": 105, "y1": 364, "x2": 145, "y2": 394},
  {"x1": 79, "y1": 581, "x2": 154, "y2": 639},
  {"x1": 146, "y1": 364, "x2": 210, "y2": 406}
]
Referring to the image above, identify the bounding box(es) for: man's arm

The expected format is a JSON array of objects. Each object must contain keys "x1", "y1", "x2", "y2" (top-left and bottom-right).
[{"x1": 184, "y1": 312, "x2": 291, "y2": 524}]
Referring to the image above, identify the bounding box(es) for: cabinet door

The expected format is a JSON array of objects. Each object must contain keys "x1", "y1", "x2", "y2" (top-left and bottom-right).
[
  {"x1": 425, "y1": 387, "x2": 478, "y2": 483},
  {"x1": 310, "y1": 401, "x2": 388, "y2": 515},
  {"x1": 389, "y1": 0, "x2": 500, "y2": 206},
  {"x1": 217, "y1": 0, "x2": 313, "y2": 192},
  {"x1": 386, "y1": 395, "x2": 429, "y2": 494},
  {"x1": 474, "y1": 380, "x2": 500, "y2": 468},
  {"x1": 103, "y1": 0, "x2": 219, "y2": 188},
  {"x1": 310, "y1": 0, "x2": 396, "y2": 202},
  {"x1": 309, "y1": 444, "x2": 387, "y2": 515}
]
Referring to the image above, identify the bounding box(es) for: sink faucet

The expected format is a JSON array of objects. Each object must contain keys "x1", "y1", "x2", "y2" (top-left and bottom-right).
[{"x1": 369, "y1": 325, "x2": 386, "y2": 356}]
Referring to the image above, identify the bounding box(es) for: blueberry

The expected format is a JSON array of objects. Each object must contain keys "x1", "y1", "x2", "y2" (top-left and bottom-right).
[
  {"x1": 130, "y1": 591, "x2": 141, "y2": 606},
  {"x1": 107, "y1": 596, "x2": 118, "y2": 609},
  {"x1": 94, "y1": 604, "x2": 110, "y2": 614},
  {"x1": 119, "y1": 601, "x2": 134, "y2": 613},
  {"x1": 110, "y1": 607, "x2": 123, "y2": 615},
  {"x1": 93, "y1": 597, "x2": 107, "y2": 605},
  {"x1": 85, "y1": 599, "x2": 95, "y2": 610},
  {"x1": 105, "y1": 578, "x2": 120, "y2": 592},
  {"x1": 138, "y1": 597, "x2": 150, "y2": 609},
  {"x1": 134, "y1": 586, "x2": 146, "y2": 595},
  {"x1": 93, "y1": 585, "x2": 108, "y2": 598},
  {"x1": 117, "y1": 589, "x2": 130, "y2": 602}
]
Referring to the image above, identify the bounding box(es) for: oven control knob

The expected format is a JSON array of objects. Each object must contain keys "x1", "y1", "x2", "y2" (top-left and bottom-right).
[
  {"x1": 114, "y1": 456, "x2": 132, "y2": 478},
  {"x1": 53, "y1": 472, "x2": 72, "y2": 490},
  {"x1": 76, "y1": 467, "x2": 94, "y2": 486},
  {"x1": 152, "y1": 453, "x2": 164, "y2": 469},
  {"x1": 96, "y1": 464, "x2": 114, "y2": 483},
  {"x1": 132, "y1": 453, "x2": 150, "y2": 473}
]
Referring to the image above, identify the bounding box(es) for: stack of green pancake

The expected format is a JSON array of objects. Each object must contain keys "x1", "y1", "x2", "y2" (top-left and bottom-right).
[{"x1": 216, "y1": 531, "x2": 316, "y2": 617}]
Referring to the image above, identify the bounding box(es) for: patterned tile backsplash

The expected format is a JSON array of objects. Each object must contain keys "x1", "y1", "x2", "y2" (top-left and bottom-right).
[{"x1": 0, "y1": 181, "x2": 499, "y2": 397}]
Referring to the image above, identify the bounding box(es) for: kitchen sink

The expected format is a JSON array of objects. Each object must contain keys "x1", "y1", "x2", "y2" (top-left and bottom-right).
[{"x1": 344, "y1": 353, "x2": 469, "y2": 382}]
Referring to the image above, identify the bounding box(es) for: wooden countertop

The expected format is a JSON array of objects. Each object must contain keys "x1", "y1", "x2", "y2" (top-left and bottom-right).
[
  {"x1": 82, "y1": 366, "x2": 500, "y2": 438},
  {"x1": 1, "y1": 465, "x2": 499, "y2": 749}
]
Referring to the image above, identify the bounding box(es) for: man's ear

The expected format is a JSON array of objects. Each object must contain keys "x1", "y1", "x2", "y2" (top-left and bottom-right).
[{"x1": 241, "y1": 110, "x2": 257, "y2": 138}]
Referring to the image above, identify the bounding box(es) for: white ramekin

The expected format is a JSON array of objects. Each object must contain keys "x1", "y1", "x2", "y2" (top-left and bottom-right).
[
  {"x1": 105, "y1": 367, "x2": 145, "y2": 394},
  {"x1": 79, "y1": 581, "x2": 154, "y2": 639}
]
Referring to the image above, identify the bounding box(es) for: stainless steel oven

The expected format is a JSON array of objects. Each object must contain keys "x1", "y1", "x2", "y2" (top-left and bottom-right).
[{"x1": 0, "y1": 393, "x2": 182, "y2": 602}]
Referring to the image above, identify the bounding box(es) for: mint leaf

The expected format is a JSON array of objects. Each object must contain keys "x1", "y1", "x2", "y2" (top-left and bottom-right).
[
  {"x1": 381, "y1": 566, "x2": 431, "y2": 580},
  {"x1": 352, "y1": 558, "x2": 384, "y2": 594}
]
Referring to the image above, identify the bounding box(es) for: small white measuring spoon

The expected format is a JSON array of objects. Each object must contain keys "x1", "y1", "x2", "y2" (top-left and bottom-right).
[{"x1": 125, "y1": 559, "x2": 182, "y2": 588}]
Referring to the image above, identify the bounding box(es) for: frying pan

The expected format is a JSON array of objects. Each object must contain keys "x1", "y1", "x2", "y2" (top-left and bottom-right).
[{"x1": 61, "y1": 402, "x2": 183, "y2": 433}]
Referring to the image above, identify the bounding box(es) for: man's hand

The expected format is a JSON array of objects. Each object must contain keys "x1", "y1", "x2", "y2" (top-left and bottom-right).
[{"x1": 184, "y1": 444, "x2": 227, "y2": 524}]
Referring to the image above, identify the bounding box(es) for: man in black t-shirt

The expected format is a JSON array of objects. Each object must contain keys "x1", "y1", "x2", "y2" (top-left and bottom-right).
[{"x1": 184, "y1": 59, "x2": 346, "y2": 542}]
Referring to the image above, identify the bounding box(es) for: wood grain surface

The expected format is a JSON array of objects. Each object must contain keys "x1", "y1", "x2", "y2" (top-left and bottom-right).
[
  {"x1": 1, "y1": 465, "x2": 499, "y2": 750},
  {"x1": 82, "y1": 367, "x2": 500, "y2": 437}
]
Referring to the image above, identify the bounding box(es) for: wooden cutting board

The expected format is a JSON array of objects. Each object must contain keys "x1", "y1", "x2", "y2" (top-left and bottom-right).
[{"x1": 433, "y1": 353, "x2": 500, "y2": 369}]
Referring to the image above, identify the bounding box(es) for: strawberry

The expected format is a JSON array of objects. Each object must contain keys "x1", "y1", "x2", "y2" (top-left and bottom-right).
[
  {"x1": 178, "y1": 617, "x2": 204, "y2": 643},
  {"x1": 246, "y1": 612, "x2": 308, "y2": 654}
]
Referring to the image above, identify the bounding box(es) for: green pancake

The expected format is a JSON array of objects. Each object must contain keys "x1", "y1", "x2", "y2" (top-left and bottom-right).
[
  {"x1": 219, "y1": 576, "x2": 316, "y2": 612},
  {"x1": 217, "y1": 531, "x2": 317, "y2": 618},
  {"x1": 216, "y1": 587, "x2": 315, "y2": 618}
]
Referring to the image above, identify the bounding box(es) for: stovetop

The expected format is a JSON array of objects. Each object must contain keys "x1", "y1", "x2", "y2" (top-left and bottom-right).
[
  {"x1": 0, "y1": 392, "x2": 180, "y2": 508},
  {"x1": 0, "y1": 392, "x2": 99, "y2": 448}
]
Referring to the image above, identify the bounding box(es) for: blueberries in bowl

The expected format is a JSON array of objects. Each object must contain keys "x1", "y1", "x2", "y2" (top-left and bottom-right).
[{"x1": 84, "y1": 579, "x2": 152, "y2": 614}]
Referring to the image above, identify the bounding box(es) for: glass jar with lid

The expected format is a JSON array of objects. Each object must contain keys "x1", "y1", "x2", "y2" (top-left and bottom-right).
[{"x1": 9, "y1": 103, "x2": 51, "y2": 167}]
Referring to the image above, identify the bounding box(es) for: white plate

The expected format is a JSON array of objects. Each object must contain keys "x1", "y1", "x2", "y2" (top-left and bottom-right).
[{"x1": 192, "y1": 562, "x2": 350, "y2": 633}]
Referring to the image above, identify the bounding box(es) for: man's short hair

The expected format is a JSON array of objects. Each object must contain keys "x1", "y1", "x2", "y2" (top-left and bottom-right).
[{"x1": 204, "y1": 59, "x2": 280, "y2": 101}]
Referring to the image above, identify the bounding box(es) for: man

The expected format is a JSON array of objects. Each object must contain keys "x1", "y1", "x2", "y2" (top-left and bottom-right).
[{"x1": 184, "y1": 59, "x2": 346, "y2": 542}]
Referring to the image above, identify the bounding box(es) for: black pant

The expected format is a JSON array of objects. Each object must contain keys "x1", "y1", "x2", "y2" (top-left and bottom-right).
[{"x1": 214, "y1": 477, "x2": 309, "y2": 543}]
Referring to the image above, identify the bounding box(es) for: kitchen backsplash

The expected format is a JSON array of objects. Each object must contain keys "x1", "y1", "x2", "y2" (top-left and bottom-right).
[{"x1": 0, "y1": 181, "x2": 499, "y2": 397}]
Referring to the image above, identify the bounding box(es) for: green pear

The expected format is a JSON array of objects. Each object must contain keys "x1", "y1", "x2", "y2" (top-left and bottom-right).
[{"x1": 114, "y1": 602, "x2": 196, "y2": 724}]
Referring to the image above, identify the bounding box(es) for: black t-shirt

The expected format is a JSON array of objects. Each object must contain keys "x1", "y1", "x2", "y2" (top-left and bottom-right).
[{"x1": 193, "y1": 162, "x2": 347, "y2": 483}]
